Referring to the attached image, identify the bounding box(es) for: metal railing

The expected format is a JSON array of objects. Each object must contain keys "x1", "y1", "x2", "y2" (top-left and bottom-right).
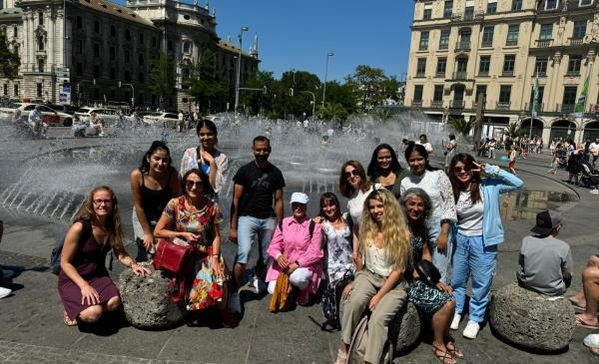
[
  {"x1": 452, "y1": 71, "x2": 468, "y2": 80},
  {"x1": 569, "y1": 37, "x2": 584, "y2": 46},
  {"x1": 559, "y1": 104, "x2": 576, "y2": 113},
  {"x1": 496, "y1": 101, "x2": 511, "y2": 110},
  {"x1": 450, "y1": 100, "x2": 465, "y2": 108},
  {"x1": 524, "y1": 102, "x2": 544, "y2": 112},
  {"x1": 415, "y1": 72, "x2": 426, "y2": 78},
  {"x1": 535, "y1": 39, "x2": 553, "y2": 47},
  {"x1": 430, "y1": 100, "x2": 444, "y2": 108},
  {"x1": 455, "y1": 41, "x2": 471, "y2": 51},
  {"x1": 411, "y1": 100, "x2": 423, "y2": 107},
  {"x1": 481, "y1": 40, "x2": 493, "y2": 48}
]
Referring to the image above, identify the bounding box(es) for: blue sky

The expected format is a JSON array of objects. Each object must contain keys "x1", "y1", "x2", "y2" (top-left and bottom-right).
[{"x1": 214, "y1": 0, "x2": 414, "y2": 82}]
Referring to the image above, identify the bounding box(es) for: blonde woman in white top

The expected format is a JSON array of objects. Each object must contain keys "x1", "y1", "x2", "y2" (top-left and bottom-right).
[{"x1": 336, "y1": 189, "x2": 411, "y2": 364}]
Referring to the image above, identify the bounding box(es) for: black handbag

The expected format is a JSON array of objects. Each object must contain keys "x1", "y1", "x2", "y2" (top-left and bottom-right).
[{"x1": 415, "y1": 260, "x2": 441, "y2": 287}]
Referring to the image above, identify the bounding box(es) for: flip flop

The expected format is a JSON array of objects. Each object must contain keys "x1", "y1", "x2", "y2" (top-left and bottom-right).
[
  {"x1": 63, "y1": 312, "x2": 77, "y2": 327},
  {"x1": 446, "y1": 339, "x2": 465, "y2": 359},
  {"x1": 432, "y1": 345, "x2": 457, "y2": 364},
  {"x1": 568, "y1": 297, "x2": 586, "y2": 312},
  {"x1": 576, "y1": 314, "x2": 599, "y2": 329}
]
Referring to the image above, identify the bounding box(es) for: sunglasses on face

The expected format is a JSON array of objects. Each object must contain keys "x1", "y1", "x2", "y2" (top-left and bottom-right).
[
  {"x1": 93, "y1": 199, "x2": 112, "y2": 206},
  {"x1": 454, "y1": 166, "x2": 472, "y2": 173},
  {"x1": 345, "y1": 170, "x2": 360, "y2": 178},
  {"x1": 185, "y1": 180, "x2": 203, "y2": 189}
]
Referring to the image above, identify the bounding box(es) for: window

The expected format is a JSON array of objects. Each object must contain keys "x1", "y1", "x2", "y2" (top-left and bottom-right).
[
  {"x1": 573, "y1": 20, "x2": 587, "y2": 39},
  {"x1": 38, "y1": 12, "x2": 43, "y2": 26},
  {"x1": 152, "y1": 37, "x2": 157, "y2": 47},
  {"x1": 416, "y1": 58, "x2": 427, "y2": 77},
  {"x1": 503, "y1": 55, "x2": 516, "y2": 74},
  {"x1": 37, "y1": 83, "x2": 42, "y2": 98},
  {"x1": 183, "y1": 41, "x2": 192, "y2": 53},
  {"x1": 110, "y1": 68, "x2": 116, "y2": 79},
  {"x1": 13, "y1": 26, "x2": 17, "y2": 37},
  {"x1": 443, "y1": 1, "x2": 453, "y2": 18},
  {"x1": 512, "y1": 0, "x2": 522, "y2": 10},
  {"x1": 487, "y1": 1, "x2": 497, "y2": 14},
  {"x1": 94, "y1": 21, "x2": 100, "y2": 33},
  {"x1": 93, "y1": 43, "x2": 100, "y2": 57},
  {"x1": 76, "y1": 16, "x2": 82, "y2": 29},
  {"x1": 545, "y1": 0, "x2": 559, "y2": 10},
  {"x1": 419, "y1": 31, "x2": 429, "y2": 51},
  {"x1": 139, "y1": 33, "x2": 144, "y2": 45},
  {"x1": 439, "y1": 29, "x2": 450, "y2": 49},
  {"x1": 37, "y1": 37, "x2": 44, "y2": 51},
  {"x1": 14, "y1": 84, "x2": 18, "y2": 97},
  {"x1": 125, "y1": 29, "x2": 131, "y2": 41},
  {"x1": 423, "y1": 7, "x2": 432, "y2": 20},
  {"x1": 539, "y1": 23, "x2": 553, "y2": 40},
  {"x1": 413, "y1": 85, "x2": 424, "y2": 102},
  {"x1": 580, "y1": 0, "x2": 593, "y2": 6},
  {"x1": 499, "y1": 85, "x2": 512, "y2": 103},
  {"x1": 110, "y1": 25, "x2": 116, "y2": 37},
  {"x1": 124, "y1": 50, "x2": 130, "y2": 63},
  {"x1": 506, "y1": 25, "x2": 519, "y2": 45},
  {"x1": 124, "y1": 70, "x2": 131, "y2": 82},
  {"x1": 76, "y1": 62, "x2": 82, "y2": 76},
  {"x1": 567, "y1": 55, "x2": 582, "y2": 75},
  {"x1": 3, "y1": 84, "x2": 7, "y2": 96},
  {"x1": 138, "y1": 53, "x2": 144, "y2": 66},
  {"x1": 37, "y1": 59, "x2": 44, "y2": 73},
  {"x1": 433, "y1": 85, "x2": 444, "y2": 102},
  {"x1": 482, "y1": 26, "x2": 494, "y2": 47},
  {"x1": 138, "y1": 72, "x2": 144, "y2": 83},
  {"x1": 563, "y1": 86, "x2": 577, "y2": 107},
  {"x1": 77, "y1": 39, "x2": 83, "y2": 55},
  {"x1": 464, "y1": 6, "x2": 474, "y2": 19},
  {"x1": 109, "y1": 46, "x2": 116, "y2": 61},
  {"x1": 535, "y1": 56, "x2": 548, "y2": 75},
  {"x1": 475, "y1": 85, "x2": 487, "y2": 103},
  {"x1": 93, "y1": 65, "x2": 100, "y2": 78},
  {"x1": 436, "y1": 58, "x2": 447, "y2": 76},
  {"x1": 479, "y1": 55, "x2": 491, "y2": 75}
]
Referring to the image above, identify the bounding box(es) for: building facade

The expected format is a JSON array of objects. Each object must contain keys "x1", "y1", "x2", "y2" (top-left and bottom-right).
[
  {"x1": 0, "y1": 0, "x2": 259, "y2": 111},
  {"x1": 406, "y1": 0, "x2": 599, "y2": 144}
]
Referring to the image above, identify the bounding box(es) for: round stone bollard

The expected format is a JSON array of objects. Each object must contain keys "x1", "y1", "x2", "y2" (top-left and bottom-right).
[
  {"x1": 118, "y1": 262, "x2": 187, "y2": 330},
  {"x1": 490, "y1": 283, "x2": 575, "y2": 351},
  {"x1": 389, "y1": 302, "x2": 421, "y2": 353}
]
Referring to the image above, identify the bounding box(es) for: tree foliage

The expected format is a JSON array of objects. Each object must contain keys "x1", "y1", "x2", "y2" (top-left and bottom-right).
[
  {"x1": 188, "y1": 49, "x2": 228, "y2": 113},
  {"x1": 345, "y1": 65, "x2": 399, "y2": 112},
  {"x1": 148, "y1": 52, "x2": 175, "y2": 108},
  {"x1": 240, "y1": 70, "x2": 275, "y2": 116},
  {"x1": 0, "y1": 29, "x2": 20, "y2": 79},
  {"x1": 448, "y1": 116, "x2": 473, "y2": 138}
]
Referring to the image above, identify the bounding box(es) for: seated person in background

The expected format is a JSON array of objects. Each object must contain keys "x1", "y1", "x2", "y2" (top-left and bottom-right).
[
  {"x1": 517, "y1": 210, "x2": 572, "y2": 296},
  {"x1": 569, "y1": 255, "x2": 599, "y2": 329},
  {"x1": 89, "y1": 111, "x2": 105, "y2": 137},
  {"x1": 266, "y1": 192, "x2": 323, "y2": 306}
]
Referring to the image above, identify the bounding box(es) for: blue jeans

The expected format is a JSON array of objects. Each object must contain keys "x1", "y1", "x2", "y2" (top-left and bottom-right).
[
  {"x1": 236, "y1": 216, "x2": 276, "y2": 266},
  {"x1": 451, "y1": 233, "x2": 497, "y2": 323},
  {"x1": 428, "y1": 223, "x2": 454, "y2": 284}
]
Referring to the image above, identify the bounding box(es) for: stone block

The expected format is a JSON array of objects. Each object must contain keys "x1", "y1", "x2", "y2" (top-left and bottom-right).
[
  {"x1": 489, "y1": 283, "x2": 575, "y2": 351},
  {"x1": 389, "y1": 301, "x2": 421, "y2": 353},
  {"x1": 118, "y1": 262, "x2": 187, "y2": 330}
]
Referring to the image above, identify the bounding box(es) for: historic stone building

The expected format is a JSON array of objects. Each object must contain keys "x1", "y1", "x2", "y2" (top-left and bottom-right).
[
  {"x1": 0, "y1": 0, "x2": 259, "y2": 111},
  {"x1": 406, "y1": 0, "x2": 599, "y2": 144}
]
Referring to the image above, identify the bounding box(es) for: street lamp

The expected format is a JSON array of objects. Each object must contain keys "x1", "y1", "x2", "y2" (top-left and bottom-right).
[
  {"x1": 321, "y1": 52, "x2": 334, "y2": 109},
  {"x1": 234, "y1": 26, "x2": 249, "y2": 113}
]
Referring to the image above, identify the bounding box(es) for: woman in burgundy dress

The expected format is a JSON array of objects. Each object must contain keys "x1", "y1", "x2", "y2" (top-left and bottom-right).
[{"x1": 58, "y1": 186, "x2": 149, "y2": 326}]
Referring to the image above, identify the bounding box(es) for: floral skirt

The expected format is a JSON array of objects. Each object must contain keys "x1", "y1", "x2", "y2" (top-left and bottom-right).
[
  {"x1": 187, "y1": 248, "x2": 226, "y2": 311},
  {"x1": 408, "y1": 280, "x2": 453, "y2": 314}
]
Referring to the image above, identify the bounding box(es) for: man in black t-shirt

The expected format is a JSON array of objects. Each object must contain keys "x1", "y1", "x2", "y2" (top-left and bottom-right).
[{"x1": 228, "y1": 136, "x2": 285, "y2": 312}]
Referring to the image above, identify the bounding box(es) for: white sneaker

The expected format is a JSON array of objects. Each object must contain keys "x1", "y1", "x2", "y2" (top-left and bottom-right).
[
  {"x1": 0, "y1": 287, "x2": 12, "y2": 299},
  {"x1": 98, "y1": 132, "x2": 105, "y2": 137},
  {"x1": 450, "y1": 313, "x2": 461, "y2": 330},
  {"x1": 228, "y1": 291, "x2": 241, "y2": 313},
  {"x1": 462, "y1": 320, "x2": 480, "y2": 339},
  {"x1": 252, "y1": 276, "x2": 267, "y2": 294}
]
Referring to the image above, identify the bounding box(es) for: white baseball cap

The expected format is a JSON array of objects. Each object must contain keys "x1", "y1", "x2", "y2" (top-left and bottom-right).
[{"x1": 290, "y1": 192, "x2": 309, "y2": 205}]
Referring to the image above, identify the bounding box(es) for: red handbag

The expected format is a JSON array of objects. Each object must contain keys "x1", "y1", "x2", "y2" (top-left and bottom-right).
[{"x1": 152, "y1": 239, "x2": 193, "y2": 274}]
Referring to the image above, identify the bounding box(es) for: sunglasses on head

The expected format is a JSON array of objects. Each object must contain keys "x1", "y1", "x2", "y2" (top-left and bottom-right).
[{"x1": 345, "y1": 170, "x2": 360, "y2": 178}]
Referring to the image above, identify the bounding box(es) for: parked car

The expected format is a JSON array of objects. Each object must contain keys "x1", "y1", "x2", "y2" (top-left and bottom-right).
[
  {"x1": 142, "y1": 112, "x2": 179, "y2": 128},
  {"x1": 15, "y1": 103, "x2": 74, "y2": 126},
  {"x1": 75, "y1": 108, "x2": 130, "y2": 127}
]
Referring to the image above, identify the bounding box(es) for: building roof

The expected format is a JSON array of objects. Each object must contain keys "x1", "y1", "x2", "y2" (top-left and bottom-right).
[
  {"x1": 76, "y1": 0, "x2": 156, "y2": 28},
  {"x1": 217, "y1": 39, "x2": 254, "y2": 58},
  {"x1": 0, "y1": 7, "x2": 23, "y2": 20}
]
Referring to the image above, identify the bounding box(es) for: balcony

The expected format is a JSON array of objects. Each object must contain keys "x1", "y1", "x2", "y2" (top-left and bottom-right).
[
  {"x1": 412, "y1": 100, "x2": 423, "y2": 107},
  {"x1": 450, "y1": 12, "x2": 484, "y2": 22},
  {"x1": 501, "y1": 70, "x2": 514, "y2": 77},
  {"x1": 496, "y1": 101, "x2": 511, "y2": 110},
  {"x1": 565, "y1": 70, "x2": 581, "y2": 77},
  {"x1": 569, "y1": 37, "x2": 584, "y2": 46},
  {"x1": 535, "y1": 39, "x2": 553, "y2": 47},
  {"x1": 559, "y1": 104, "x2": 576, "y2": 113},
  {"x1": 455, "y1": 41, "x2": 471, "y2": 51},
  {"x1": 430, "y1": 100, "x2": 444, "y2": 108},
  {"x1": 524, "y1": 102, "x2": 545, "y2": 112},
  {"x1": 450, "y1": 100, "x2": 465, "y2": 109},
  {"x1": 452, "y1": 71, "x2": 468, "y2": 80}
]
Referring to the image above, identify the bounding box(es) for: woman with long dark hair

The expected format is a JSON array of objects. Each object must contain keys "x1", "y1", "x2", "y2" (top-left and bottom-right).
[
  {"x1": 180, "y1": 118, "x2": 229, "y2": 195},
  {"x1": 400, "y1": 143, "x2": 456, "y2": 283},
  {"x1": 59, "y1": 186, "x2": 149, "y2": 326},
  {"x1": 367, "y1": 143, "x2": 409, "y2": 199},
  {"x1": 448, "y1": 153, "x2": 522, "y2": 339},
  {"x1": 130, "y1": 141, "x2": 180, "y2": 261}
]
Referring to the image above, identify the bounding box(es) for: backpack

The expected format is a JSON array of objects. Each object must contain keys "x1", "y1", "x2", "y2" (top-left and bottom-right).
[
  {"x1": 50, "y1": 220, "x2": 92, "y2": 275},
  {"x1": 346, "y1": 315, "x2": 395, "y2": 364},
  {"x1": 321, "y1": 270, "x2": 354, "y2": 331}
]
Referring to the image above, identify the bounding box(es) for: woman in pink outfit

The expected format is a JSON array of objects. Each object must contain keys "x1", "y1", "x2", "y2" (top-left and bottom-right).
[{"x1": 266, "y1": 192, "x2": 324, "y2": 305}]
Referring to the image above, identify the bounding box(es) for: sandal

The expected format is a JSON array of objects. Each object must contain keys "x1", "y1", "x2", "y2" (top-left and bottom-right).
[
  {"x1": 446, "y1": 340, "x2": 465, "y2": 359},
  {"x1": 63, "y1": 312, "x2": 77, "y2": 326},
  {"x1": 432, "y1": 345, "x2": 457, "y2": 364},
  {"x1": 568, "y1": 297, "x2": 586, "y2": 313},
  {"x1": 576, "y1": 314, "x2": 599, "y2": 329},
  {"x1": 335, "y1": 349, "x2": 348, "y2": 364}
]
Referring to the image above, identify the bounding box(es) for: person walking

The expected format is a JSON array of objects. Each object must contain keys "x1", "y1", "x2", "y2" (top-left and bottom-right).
[{"x1": 448, "y1": 153, "x2": 523, "y2": 339}]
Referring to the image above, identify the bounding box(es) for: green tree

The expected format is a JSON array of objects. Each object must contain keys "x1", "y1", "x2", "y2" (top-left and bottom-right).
[
  {"x1": 0, "y1": 29, "x2": 20, "y2": 79},
  {"x1": 448, "y1": 116, "x2": 473, "y2": 139},
  {"x1": 148, "y1": 52, "x2": 175, "y2": 109},
  {"x1": 271, "y1": 70, "x2": 321, "y2": 119},
  {"x1": 240, "y1": 70, "x2": 275, "y2": 116},
  {"x1": 345, "y1": 65, "x2": 399, "y2": 112},
  {"x1": 504, "y1": 122, "x2": 522, "y2": 137},
  {"x1": 317, "y1": 102, "x2": 348, "y2": 122},
  {"x1": 321, "y1": 81, "x2": 358, "y2": 116},
  {"x1": 188, "y1": 49, "x2": 228, "y2": 113}
]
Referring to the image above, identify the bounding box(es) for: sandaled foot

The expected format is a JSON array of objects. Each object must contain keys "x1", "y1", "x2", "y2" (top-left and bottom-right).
[
  {"x1": 335, "y1": 349, "x2": 348, "y2": 364},
  {"x1": 591, "y1": 347, "x2": 599, "y2": 356},
  {"x1": 446, "y1": 340, "x2": 464, "y2": 359},
  {"x1": 568, "y1": 296, "x2": 586, "y2": 312},
  {"x1": 432, "y1": 345, "x2": 457, "y2": 364},
  {"x1": 576, "y1": 314, "x2": 599, "y2": 329},
  {"x1": 63, "y1": 312, "x2": 77, "y2": 326}
]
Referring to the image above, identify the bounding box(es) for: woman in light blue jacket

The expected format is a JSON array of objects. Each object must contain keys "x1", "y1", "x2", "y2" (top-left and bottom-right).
[{"x1": 448, "y1": 153, "x2": 523, "y2": 339}]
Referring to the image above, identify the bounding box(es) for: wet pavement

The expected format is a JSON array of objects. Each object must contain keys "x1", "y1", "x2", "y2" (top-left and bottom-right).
[{"x1": 1, "y1": 135, "x2": 598, "y2": 363}]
